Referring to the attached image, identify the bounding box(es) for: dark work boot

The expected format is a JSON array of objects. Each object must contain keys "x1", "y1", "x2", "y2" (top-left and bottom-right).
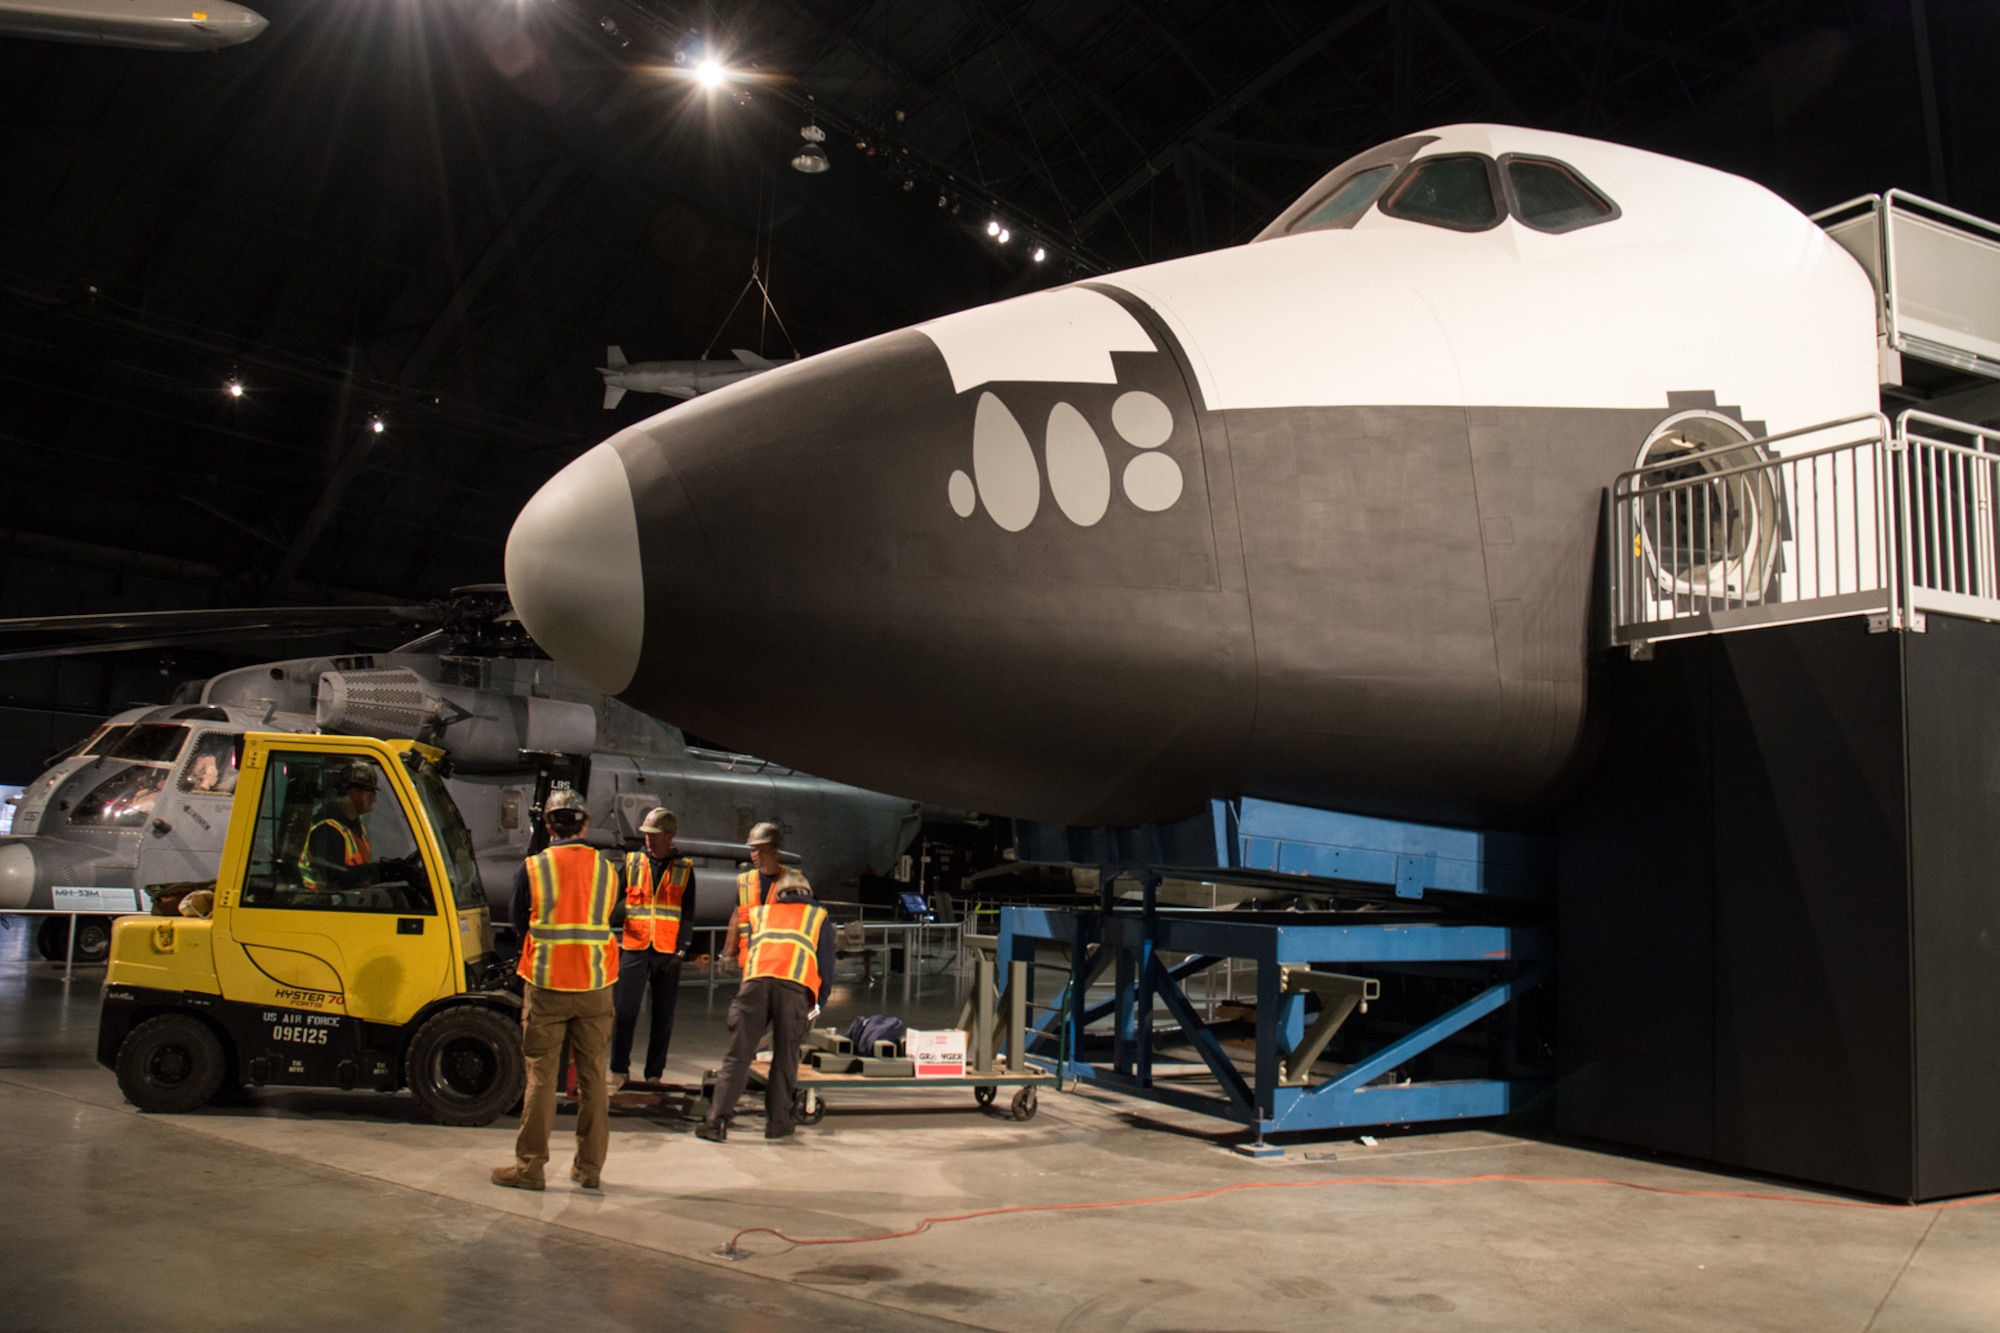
[{"x1": 695, "y1": 1119, "x2": 727, "y2": 1142}]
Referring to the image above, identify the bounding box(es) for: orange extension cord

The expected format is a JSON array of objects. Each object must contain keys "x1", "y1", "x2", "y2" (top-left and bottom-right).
[{"x1": 717, "y1": 1174, "x2": 2000, "y2": 1258}]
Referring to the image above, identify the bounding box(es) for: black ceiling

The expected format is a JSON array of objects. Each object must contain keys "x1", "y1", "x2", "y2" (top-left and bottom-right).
[{"x1": 0, "y1": 0, "x2": 1992, "y2": 762}]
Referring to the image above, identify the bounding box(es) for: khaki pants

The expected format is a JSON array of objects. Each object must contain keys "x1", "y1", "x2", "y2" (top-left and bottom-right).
[{"x1": 514, "y1": 983, "x2": 614, "y2": 1180}]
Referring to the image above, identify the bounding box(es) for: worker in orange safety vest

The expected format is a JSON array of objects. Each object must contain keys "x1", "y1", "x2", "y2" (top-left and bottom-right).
[
  {"x1": 609, "y1": 805, "x2": 696, "y2": 1089},
  {"x1": 698, "y1": 871, "x2": 835, "y2": 1142},
  {"x1": 726, "y1": 821, "x2": 793, "y2": 967},
  {"x1": 492, "y1": 789, "x2": 623, "y2": 1192}
]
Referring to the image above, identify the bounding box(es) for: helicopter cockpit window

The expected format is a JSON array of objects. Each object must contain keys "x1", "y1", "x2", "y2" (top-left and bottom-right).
[
  {"x1": 1284, "y1": 164, "x2": 1399, "y2": 235},
  {"x1": 1378, "y1": 155, "x2": 1503, "y2": 232},
  {"x1": 75, "y1": 724, "x2": 133, "y2": 759},
  {"x1": 68, "y1": 765, "x2": 170, "y2": 828},
  {"x1": 98, "y1": 723, "x2": 191, "y2": 766},
  {"x1": 241, "y1": 752, "x2": 435, "y2": 914},
  {"x1": 1502, "y1": 156, "x2": 1619, "y2": 233},
  {"x1": 53, "y1": 723, "x2": 125, "y2": 764},
  {"x1": 178, "y1": 733, "x2": 242, "y2": 795}
]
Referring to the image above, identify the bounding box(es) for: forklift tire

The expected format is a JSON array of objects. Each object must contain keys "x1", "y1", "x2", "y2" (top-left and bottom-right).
[
  {"x1": 37, "y1": 915, "x2": 111, "y2": 965},
  {"x1": 405, "y1": 1006, "x2": 525, "y2": 1127},
  {"x1": 116, "y1": 1014, "x2": 226, "y2": 1114}
]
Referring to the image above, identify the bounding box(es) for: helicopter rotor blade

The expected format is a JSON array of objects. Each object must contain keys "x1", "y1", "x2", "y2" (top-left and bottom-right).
[
  {"x1": 0, "y1": 606, "x2": 445, "y2": 664},
  {"x1": 0, "y1": 622, "x2": 431, "y2": 664},
  {"x1": 0, "y1": 605, "x2": 439, "y2": 637}
]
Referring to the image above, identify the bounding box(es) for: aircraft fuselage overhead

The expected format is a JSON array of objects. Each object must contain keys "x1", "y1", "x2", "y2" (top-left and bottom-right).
[
  {"x1": 0, "y1": 0, "x2": 267, "y2": 50},
  {"x1": 507, "y1": 125, "x2": 1879, "y2": 830}
]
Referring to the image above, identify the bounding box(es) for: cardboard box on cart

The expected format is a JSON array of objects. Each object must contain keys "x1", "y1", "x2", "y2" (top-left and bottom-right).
[{"x1": 907, "y1": 1028, "x2": 966, "y2": 1078}]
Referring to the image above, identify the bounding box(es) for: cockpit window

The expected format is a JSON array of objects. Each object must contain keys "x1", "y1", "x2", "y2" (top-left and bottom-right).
[
  {"x1": 179, "y1": 733, "x2": 242, "y2": 795},
  {"x1": 1285, "y1": 164, "x2": 1399, "y2": 235},
  {"x1": 1503, "y1": 156, "x2": 1619, "y2": 233},
  {"x1": 70, "y1": 765, "x2": 169, "y2": 829},
  {"x1": 1378, "y1": 155, "x2": 1503, "y2": 231},
  {"x1": 74, "y1": 724, "x2": 132, "y2": 759},
  {"x1": 98, "y1": 723, "x2": 191, "y2": 765}
]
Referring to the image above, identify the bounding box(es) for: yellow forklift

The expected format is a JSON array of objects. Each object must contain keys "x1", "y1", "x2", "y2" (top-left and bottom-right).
[{"x1": 97, "y1": 732, "x2": 526, "y2": 1125}]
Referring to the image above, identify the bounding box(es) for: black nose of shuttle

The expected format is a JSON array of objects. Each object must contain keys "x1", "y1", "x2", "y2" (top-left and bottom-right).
[{"x1": 506, "y1": 285, "x2": 1255, "y2": 825}]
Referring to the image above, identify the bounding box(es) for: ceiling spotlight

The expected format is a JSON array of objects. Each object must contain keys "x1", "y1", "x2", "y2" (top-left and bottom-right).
[
  {"x1": 224, "y1": 377, "x2": 244, "y2": 398},
  {"x1": 792, "y1": 122, "x2": 829, "y2": 174},
  {"x1": 986, "y1": 219, "x2": 1001, "y2": 237},
  {"x1": 696, "y1": 58, "x2": 726, "y2": 89},
  {"x1": 369, "y1": 416, "x2": 386, "y2": 434},
  {"x1": 1032, "y1": 246, "x2": 1047, "y2": 263},
  {"x1": 997, "y1": 228, "x2": 1011, "y2": 245},
  {"x1": 937, "y1": 193, "x2": 949, "y2": 209}
]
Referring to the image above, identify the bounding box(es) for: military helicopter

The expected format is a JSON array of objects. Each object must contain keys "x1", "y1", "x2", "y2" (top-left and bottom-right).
[{"x1": 0, "y1": 587, "x2": 924, "y2": 963}]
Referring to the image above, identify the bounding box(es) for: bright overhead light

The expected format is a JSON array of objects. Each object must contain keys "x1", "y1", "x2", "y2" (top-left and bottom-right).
[
  {"x1": 224, "y1": 378, "x2": 243, "y2": 398},
  {"x1": 1032, "y1": 246, "x2": 1047, "y2": 263},
  {"x1": 996, "y1": 228, "x2": 1011, "y2": 245},
  {"x1": 369, "y1": 416, "x2": 386, "y2": 434},
  {"x1": 696, "y1": 58, "x2": 725, "y2": 89},
  {"x1": 986, "y1": 219, "x2": 1001, "y2": 237}
]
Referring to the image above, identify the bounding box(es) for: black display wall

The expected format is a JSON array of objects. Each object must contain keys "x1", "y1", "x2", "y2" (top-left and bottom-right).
[{"x1": 1558, "y1": 614, "x2": 2000, "y2": 1202}]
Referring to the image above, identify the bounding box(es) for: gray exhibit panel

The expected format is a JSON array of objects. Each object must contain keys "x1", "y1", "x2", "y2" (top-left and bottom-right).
[{"x1": 1558, "y1": 614, "x2": 2000, "y2": 1202}]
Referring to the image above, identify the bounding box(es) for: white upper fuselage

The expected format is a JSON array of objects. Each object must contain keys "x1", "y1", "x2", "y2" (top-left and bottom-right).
[
  {"x1": 0, "y1": 0, "x2": 267, "y2": 50},
  {"x1": 918, "y1": 124, "x2": 1877, "y2": 434}
]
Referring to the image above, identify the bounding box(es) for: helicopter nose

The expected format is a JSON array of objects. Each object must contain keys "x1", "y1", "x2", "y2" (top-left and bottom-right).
[
  {"x1": 505, "y1": 441, "x2": 646, "y2": 695},
  {"x1": 0, "y1": 841, "x2": 36, "y2": 909}
]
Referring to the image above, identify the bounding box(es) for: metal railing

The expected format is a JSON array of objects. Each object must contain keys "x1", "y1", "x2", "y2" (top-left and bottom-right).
[
  {"x1": 1897, "y1": 411, "x2": 2000, "y2": 620},
  {"x1": 1815, "y1": 190, "x2": 2000, "y2": 381},
  {"x1": 1612, "y1": 410, "x2": 2000, "y2": 646}
]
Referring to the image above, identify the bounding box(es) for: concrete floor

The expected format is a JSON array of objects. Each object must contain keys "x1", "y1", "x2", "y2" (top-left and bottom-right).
[{"x1": 3, "y1": 923, "x2": 1996, "y2": 1332}]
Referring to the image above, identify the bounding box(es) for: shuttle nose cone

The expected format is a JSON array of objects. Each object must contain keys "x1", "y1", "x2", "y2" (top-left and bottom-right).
[
  {"x1": 520, "y1": 284, "x2": 1251, "y2": 824},
  {"x1": 506, "y1": 442, "x2": 646, "y2": 696}
]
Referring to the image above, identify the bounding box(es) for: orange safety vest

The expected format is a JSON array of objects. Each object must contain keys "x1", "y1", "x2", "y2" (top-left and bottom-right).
[
  {"x1": 518, "y1": 843, "x2": 619, "y2": 991},
  {"x1": 744, "y1": 900, "x2": 829, "y2": 997},
  {"x1": 732, "y1": 868, "x2": 771, "y2": 965},
  {"x1": 621, "y1": 852, "x2": 692, "y2": 952},
  {"x1": 299, "y1": 816, "x2": 371, "y2": 893}
]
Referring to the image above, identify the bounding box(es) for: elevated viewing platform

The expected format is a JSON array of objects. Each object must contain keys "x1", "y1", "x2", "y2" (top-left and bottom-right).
[{"x1": 1611, "y1": 409, "x2": 2000, "y2": 648}]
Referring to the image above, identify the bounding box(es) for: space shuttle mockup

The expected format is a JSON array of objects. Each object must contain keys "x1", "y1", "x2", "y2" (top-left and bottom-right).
[{"x1": 506, "y1": 125, "x2": 1879, "y2": 829}]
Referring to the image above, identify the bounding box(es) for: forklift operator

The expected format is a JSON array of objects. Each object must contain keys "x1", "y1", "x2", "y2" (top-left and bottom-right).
[{"x1": 299, "y1": 765, "x2": 415, "y2": 898}]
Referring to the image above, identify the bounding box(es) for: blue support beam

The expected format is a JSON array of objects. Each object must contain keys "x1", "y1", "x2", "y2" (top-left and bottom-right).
[{"x1": 1002, "y1": 904, "x2": 1552, "y2": 1139}]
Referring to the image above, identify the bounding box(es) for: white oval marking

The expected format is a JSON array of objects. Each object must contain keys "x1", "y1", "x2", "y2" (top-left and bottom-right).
[
  {"x1": 972, "y1": 392, "x2": 1040, "y2": 532},
  {"x1": 1112, "y1": 391, "x2": 1174, "y2": 449},
  {"x1": 1123, "y1": 452, "x2": 1184, "y2": 512},
  {"x1": 948, "y1": 470, "x2": 976, "y2": 518},
  {"x1": 1043, "y1": 403, "x2": 1111, "y2": 527}
]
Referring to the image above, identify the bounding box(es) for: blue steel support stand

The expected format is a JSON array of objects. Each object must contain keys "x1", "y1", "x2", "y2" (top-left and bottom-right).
[
  {"x1": 999, "y1": 799, "x2": 1556, "y2": 1151},
  {"x1": 1002, "y1": 907, "x2": 1550, "y2": 1145}
]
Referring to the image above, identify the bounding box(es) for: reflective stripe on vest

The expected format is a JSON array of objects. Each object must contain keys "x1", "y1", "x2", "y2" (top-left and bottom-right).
[
  {"x1": 518, "y1": 843, "x2": 619, "y2": 991},
  {"x1": 733, "y1": 868, "x2": 776, "y2": 965},
  {"x1": 744, "y1": 901, "x2": 827, "y2": 996},
  {"x1": 299, "y1": 817, "x2": 371, "y2": 893},
  {"x1": 622, "y1": 852, "x2": 691, "y2": 952}
]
